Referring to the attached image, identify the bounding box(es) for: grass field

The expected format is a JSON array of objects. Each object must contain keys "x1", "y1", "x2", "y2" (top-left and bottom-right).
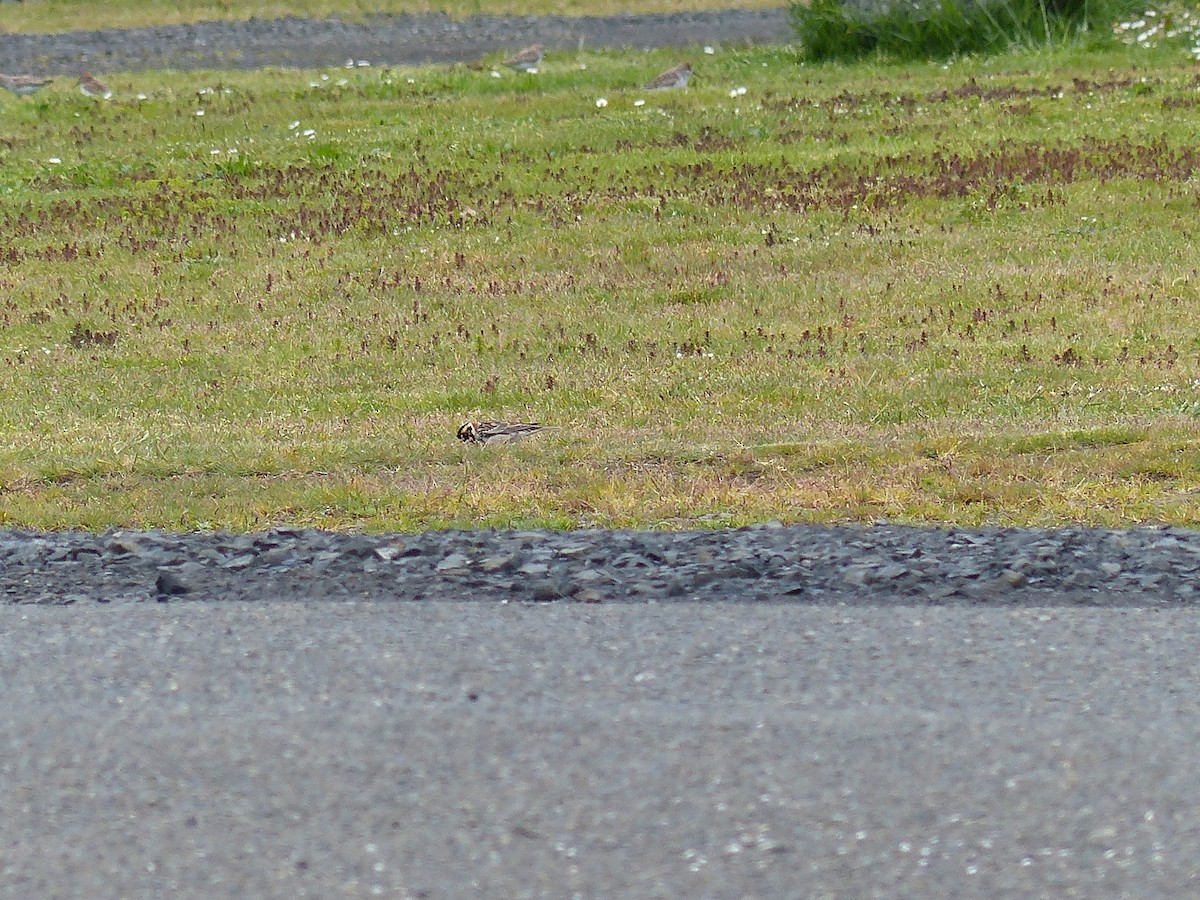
[
  {"x1": 0, "y1": 0, "x2": 783, "y2": 34},
  {"x1": 0, "y1": 38, "x2": 1197, "y2": 531}
]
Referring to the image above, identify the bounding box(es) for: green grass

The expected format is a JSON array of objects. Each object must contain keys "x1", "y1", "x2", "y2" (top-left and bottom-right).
[
  {"x1": 0, "y1": 0, "x2": 783, "y2": 33},
  {"x1": 0, "y1": 42, "x2": 1198, "y2": 531},
  {"x1": 789, "y1": 0, "x2": 1142, "y2": 63}
]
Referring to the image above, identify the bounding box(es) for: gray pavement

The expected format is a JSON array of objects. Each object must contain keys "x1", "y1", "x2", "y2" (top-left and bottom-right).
[
  {"x1": 2, "y1": 602, "x2": 1198, "y2": 898},
  {"x1": 0, "y1": 9, "x2": 793, "y2": 75}
]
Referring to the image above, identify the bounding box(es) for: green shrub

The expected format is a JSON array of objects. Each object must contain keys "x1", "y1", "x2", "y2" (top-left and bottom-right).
[{"x1": 790, "y1": 0, "x2": 1142, "y2": 61}]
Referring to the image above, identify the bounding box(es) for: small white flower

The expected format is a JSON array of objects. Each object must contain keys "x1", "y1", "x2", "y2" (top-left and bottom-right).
[
  {"x1": 210, "y1": 149, "x2": 221, "y2": 155},
  {"x1": 736, "y1": 86, "x2": 747, "y2": 96},
  {"x1": 289, "y1": 121, "x2": 300, "y2": 130},
  {"x1": 136, "y1": 92, "x2": 147, "y2": 100},
  {"x1": 48, "y1": 157, "x2": 61, "y2": 164},
  {"x1": 704, "y1": 46, "x2": 715, "y2": 54},
  {"x1": 634, "y1": 98, "x2": 645, "y2": 107},
  {"x1": 195, "y1": 109, "x2": 205, "y2": 116},
  {"x1": 490, "y1": 70, "x2": 501, "y2": 78},
  {"x1": 356, "y1": 60, "x2": 371, "y2": 67},
  {"x1": 595, "y1": 97, "x2": 608, "y2": 107},
  {"x1": 303, "y1": 129, "x2": 316, "y2": 137},
  {"x1": 406, "y1": 77, "x2": 416, "y2": 84},
  {"x1": 320, "y1": 73, "x2": 330, "y2": 81},
  {"x1": 579, "y1": 63, "x2": 588, "y2": 70},
  {"x1": 345, "y1": 58, "x2": 355, "y2": 68},
  {"x1": 336, "y1": 79, "x2": 348, "y2": 86}
]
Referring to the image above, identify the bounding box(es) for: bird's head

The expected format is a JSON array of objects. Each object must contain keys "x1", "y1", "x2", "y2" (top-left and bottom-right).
[{"x1": 457, "y1": 422, "x2": 478, "y2": 443}]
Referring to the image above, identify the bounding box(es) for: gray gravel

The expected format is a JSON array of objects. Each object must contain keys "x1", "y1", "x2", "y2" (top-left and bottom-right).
[
  {"x1": 3, "y1": 523, "x2": 1199, "y2": 606},
  {"x1": 0, "y1": 8, "x2": 793, "y2": 75}
]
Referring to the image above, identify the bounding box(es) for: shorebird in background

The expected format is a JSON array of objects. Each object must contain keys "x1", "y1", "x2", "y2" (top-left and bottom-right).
[
  {"x1": 503, "y1": 44, "x2": 545, "y2": 73},
  {"x1": 645, "y1": 63, "x2": 692, "y2": 90},
  {"x1": 79, "y1": 72, "x2": 112, "y2": 100},
  {"x1": 0, "y1": 75, "x2": 53, "y2": 97}
]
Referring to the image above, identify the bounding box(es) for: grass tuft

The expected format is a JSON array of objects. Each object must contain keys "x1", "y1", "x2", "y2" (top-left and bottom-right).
[{"x1": 790, "y1": 0, "x2": 1146, "y2": 62}]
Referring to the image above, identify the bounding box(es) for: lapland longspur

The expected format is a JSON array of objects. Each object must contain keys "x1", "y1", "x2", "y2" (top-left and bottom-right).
[
  {"x1": 503, "y1": 44, "x2": 545, "y2": 73},
  {"x1": 458, "y1": 421, "x2": 550, "y2": 445},
  {"x1": 0, "y1": 75, "x2": 53, "y2": 97},
  {"x1": 79, "y1": 72, "x2": 112, "y2": 100},
  {"x1": 645, "y1": 62, "x2": 692, "y2": 91}
]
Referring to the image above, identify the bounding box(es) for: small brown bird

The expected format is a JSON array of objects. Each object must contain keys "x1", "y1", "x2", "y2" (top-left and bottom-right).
[
  {"x1": 0, "y1": 74, "x2": 53, "y2": 97},
  {"x1": 502, "y1": 44, "x2": 545, "y2": 73},
  {"x1": 458, "y1": 421, "x2": 551, "y2": 445},
  {"x1": 645, "y1": 62, "x2": 693, "y2": 91},
  {"x1": 79, "y1": 72, "x2": 112, "y2": 100}
]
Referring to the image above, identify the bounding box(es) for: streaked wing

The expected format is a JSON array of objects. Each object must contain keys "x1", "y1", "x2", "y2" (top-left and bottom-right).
[
  {"x1": 503, "y1": 45, "x2": 544, "y2": 69},
  {"x1": 646, "y1": 64, "x2": 689, "y2": 90},
  {"x1": 478, "y1": 421, "x2": 546, "y2": 443}
]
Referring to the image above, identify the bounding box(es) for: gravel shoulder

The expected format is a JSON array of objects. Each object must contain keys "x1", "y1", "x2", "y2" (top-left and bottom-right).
[
  {"x1": 0, "y1": 8, "x2": 793, "y2": 74},
  {"x1": 2, "y1": 524, "x2": 1196, "y2": 606}
]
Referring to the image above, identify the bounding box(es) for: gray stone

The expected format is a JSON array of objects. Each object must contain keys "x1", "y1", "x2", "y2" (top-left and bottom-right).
[
  {"x1": 529, "y1": 579, "x2": 567, "y2": 602},
  {"x1": 480, "y1": 554, "x2": 520, "y2": 573},
  {"x1": 155, "y1": 569, "x2": 192, "y2": 597},
  {"x1": 436, "y1": 553, "x2": 470, "y2": 573}
]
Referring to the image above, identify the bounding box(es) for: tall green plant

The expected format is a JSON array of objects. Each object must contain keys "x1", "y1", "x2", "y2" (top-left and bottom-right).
[{"x1": 790, "y1": 0, "x2": 1139, "y2": 61}]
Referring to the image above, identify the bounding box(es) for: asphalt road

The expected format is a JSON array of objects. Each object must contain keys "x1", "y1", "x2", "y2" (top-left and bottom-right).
[
  {"x1": 0, "y1": 9, "x2": 792, "y2": 75},
  {"x1": 2, "y1": 602, "x2": 1198, "y2": 898}
]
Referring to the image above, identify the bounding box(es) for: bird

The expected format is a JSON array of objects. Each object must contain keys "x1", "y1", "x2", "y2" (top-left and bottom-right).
[
  {"x1": 457, "y1": 421, "x2": 551, "y2": 445},
  {"x1": 502, "y1": 44, "x2": 545, "y2": 73},
  {"x1": 645, "y1": 62, "x2": 692, "y2": 91},
  {"x1": 0, "y1": 75, "x2": 53, "y2": 97},
  {"x1": 79, "y1": 72, "x2": 112, "y2": 100}
]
